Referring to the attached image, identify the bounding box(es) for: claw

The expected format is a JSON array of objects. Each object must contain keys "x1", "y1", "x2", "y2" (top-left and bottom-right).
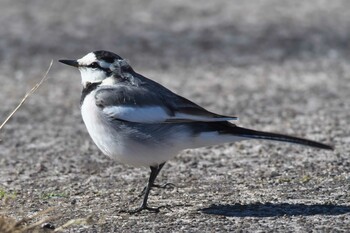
[
  {"x1": 119, "y1": 204, "x2": 172, "y2": 214},
  {"x1": 153, "y1": 183, "x2": 176, "y2": 189},
  {"x1": 128, "y1": 204, "x2": 172, "y2": 214},
  {"x1": 128, "y1": 205, "x2": 161, "y2": 214}
]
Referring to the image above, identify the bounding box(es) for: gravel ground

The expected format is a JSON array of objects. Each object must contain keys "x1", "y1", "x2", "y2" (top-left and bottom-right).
[{"x1": 0, "y1": 0, "x2": 349, "y2": 232}]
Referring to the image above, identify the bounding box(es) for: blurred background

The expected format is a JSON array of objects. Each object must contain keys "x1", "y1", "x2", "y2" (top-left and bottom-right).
[
  {"x1": 0, "y1": 0, "x2": 348, "y2": 231},
  {"x1": 2, "y1": 0, "x2": 350, "y2": 67}
]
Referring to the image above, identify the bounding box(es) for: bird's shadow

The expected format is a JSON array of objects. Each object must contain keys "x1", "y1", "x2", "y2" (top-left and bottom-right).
[{"x1": 199, "y1": 203, "x2": 350, "y2": 217}]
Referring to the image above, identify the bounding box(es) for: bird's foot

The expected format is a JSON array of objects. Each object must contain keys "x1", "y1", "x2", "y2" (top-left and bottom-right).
[
  {"x1": 121, "y1": 204, "x2": 171, "y2": 214},
  {"x1": 153, "y1": 183, "x2": 176, "y2": 189},
  {"x1": 139, "y1": 183, "x2": 176, "y2": 197},
  {"x1": 128, "y1": 205, "x2": 161, "y2": 214}
]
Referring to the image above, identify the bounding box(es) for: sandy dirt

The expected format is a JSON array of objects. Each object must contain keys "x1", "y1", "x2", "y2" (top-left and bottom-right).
[{"x1": 0, "y1": 0, "x2": 349, "y2": 232}]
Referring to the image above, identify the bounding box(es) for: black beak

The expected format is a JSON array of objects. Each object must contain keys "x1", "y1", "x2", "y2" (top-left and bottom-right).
[{"x1": 59, "y1": 59, "x2": 79, "y2": 68}]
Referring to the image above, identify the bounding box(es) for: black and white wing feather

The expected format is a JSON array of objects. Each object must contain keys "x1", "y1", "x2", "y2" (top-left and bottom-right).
[{"x1": 95, "y1": 85, "x2": 237, "y2": 124}]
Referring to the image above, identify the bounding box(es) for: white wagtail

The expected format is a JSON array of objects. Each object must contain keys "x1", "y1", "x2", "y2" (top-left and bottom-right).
[{"x1": 59, "y1": 50, "x2": 333, "y2": 213}]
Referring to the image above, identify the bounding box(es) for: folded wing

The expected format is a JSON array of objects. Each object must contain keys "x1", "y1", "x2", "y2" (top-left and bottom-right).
[{"x1": 95, "y1": 85, "x2": 237, "y2": 124}]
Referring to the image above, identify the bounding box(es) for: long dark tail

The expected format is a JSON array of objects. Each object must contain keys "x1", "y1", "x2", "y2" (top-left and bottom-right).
[{"x1": 229, "y1": 125, "x2": 333, "y2": 150}]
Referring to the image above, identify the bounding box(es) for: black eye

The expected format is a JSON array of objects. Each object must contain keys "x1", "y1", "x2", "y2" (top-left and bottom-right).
[{"x1": 88, "y1": 62, "x2": 99, "y2": 68}]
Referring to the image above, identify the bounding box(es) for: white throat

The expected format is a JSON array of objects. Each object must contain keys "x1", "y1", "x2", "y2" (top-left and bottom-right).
[{"x1": 79, "y1": 68, "x2": 107, "y2": 87}]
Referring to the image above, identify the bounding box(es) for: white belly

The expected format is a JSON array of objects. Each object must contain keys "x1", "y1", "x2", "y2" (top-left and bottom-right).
[
  {"x1": 81, "y1": 93, "x2": 125, "y2": 157},
  {"x1": 80, "y1": 92, "x2": 181, "y2": 166}
]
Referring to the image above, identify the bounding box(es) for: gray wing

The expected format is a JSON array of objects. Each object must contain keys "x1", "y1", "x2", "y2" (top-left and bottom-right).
[{"x1": 95, "y1": 85, "x2": 237, "y2": 123}]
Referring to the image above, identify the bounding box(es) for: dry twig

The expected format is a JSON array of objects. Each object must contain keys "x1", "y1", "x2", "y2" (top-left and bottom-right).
[{"x1": 0, "y1": 60, "x2": 53, "y2": 134}]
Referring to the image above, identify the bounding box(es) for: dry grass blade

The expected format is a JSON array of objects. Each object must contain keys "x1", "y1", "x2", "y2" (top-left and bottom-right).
[
  {"x1": 54, "y1": 215, "x2": 95, "y2": 232},
  {"x1": 14, "y1": 207, "x2": 56, "y2": 228},
  {"x1": 22, "y1": 215, "x2": 61, "y2": 232},
  {"x1": 0, "y1": 207, "x2": 57, "y2": 233},
  {"x1": 0, "y1": 60, "x2": 53, "y2": 133}
]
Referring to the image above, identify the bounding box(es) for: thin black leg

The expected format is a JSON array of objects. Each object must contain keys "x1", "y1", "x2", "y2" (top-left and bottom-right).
[
  {"x1": 136, "y1": 182, "x2": 175, "y2": 199},
  {"x1": 129, "y1": 163, "x2": 165, "y2": 213}
]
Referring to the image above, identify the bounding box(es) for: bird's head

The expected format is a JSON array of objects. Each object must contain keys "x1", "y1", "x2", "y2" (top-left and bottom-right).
[{"x1": 59, "y1": 50, "x2": 130, "y2": 87}]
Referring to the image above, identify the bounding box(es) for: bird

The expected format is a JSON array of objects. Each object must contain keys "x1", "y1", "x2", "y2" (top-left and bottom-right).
[{"x1": 59, "y1": 50, "x2": 333, "y2": 213}]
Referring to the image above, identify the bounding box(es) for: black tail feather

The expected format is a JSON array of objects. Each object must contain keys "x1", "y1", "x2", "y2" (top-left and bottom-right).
[{"x1": 230, "y1": 126, "x2": 333, "y2": 150}]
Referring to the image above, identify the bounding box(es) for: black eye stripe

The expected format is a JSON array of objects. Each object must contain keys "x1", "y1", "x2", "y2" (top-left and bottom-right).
[
  {"x1": 87, "y1": 62, "x2": 99, "y2": 68},
  {"x1": 85, "y1": 62, "x2": 111, "y2": 74}
]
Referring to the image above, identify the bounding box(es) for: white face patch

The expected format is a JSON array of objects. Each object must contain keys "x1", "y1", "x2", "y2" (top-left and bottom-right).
[
  {"x1": 75, "y1": 52, "x2": 131, "y2": 87},
  {"x1": 77, "y1": 52, "x2": 97, "y2": 66},
  {"x1": 77, "y1": 52, "x2": 111, "y2": 87},
  {"x1": 79, "y1": 68, "x2": 107, "y2": 87}
]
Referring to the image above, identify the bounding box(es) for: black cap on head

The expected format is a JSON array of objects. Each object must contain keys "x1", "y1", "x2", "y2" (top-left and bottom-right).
[{"x1": 94, "y1": 50, "x2": 123, "y2": 63}]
